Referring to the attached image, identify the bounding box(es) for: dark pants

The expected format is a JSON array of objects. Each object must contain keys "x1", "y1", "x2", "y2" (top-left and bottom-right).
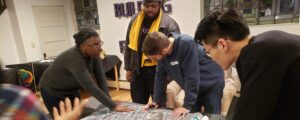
[
  {"x1": 130, "y1": 66, "x2": 156, "y2": 104},
  {"x1": 190, "y1": 79, "x2": 224, "y2": 114},
  {"x1": 40, "y1": 88, "x2": 79, "y2": 117}
]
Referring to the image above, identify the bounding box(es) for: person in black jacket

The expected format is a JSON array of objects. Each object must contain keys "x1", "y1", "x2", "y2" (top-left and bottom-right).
[{"x1": 194, "y1": 8, "x2": 300, "y2": 120}]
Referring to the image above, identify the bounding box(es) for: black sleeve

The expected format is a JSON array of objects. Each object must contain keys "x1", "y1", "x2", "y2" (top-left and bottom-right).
[
  {"x1": 93, "y1": 58, "x2": 110, "y2": 97},
  {"x1": 168, "y1": 19, "x2": 180, "y2": 34},
  {"x1": 163, "y1": 15, "x2": 181, "y2": 35},
  {"x1": 124, "y1": 16, "x2": 136, "y2": 71},
  {"x1": 234, "y1": 31, "x2": 300, "y2": 120},
  {"x1": 233, "y1": 48, "x2": 287, "y2": 120},
  {"x1": 67, "y1": 58, "x2": 116, "y2": 110}
]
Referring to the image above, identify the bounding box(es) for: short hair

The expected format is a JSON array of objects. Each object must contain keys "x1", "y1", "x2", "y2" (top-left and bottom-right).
[
  {"x1": 73, "y1": 28, "x2": 99, "y2": 47},
  {"x1": 194, "y1": 8, "x2": 250, "y2": 46},
  {"x1": 142, "y1": 32, "x2": 169, "y2": 56},
  {"x1": 143, "y1": 0, "x2": 163, "y2": 4}
]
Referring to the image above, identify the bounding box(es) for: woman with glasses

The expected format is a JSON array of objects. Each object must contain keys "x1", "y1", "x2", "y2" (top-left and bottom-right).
[{"x1": 39, "y1": 28, "x2": 132, "y2": 118}]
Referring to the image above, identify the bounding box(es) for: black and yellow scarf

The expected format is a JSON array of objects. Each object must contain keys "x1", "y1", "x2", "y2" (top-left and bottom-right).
[{"x1": 128, "y1": 9, "x2": 162, "y2": 67}]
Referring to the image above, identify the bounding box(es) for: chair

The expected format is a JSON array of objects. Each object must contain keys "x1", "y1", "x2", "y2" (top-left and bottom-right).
[
  {"x1": 2, "y1": 68, "x2": 19, "y2": 85},
  {"x1": 105, "y1": 65, "x2": 120, "y2": 91},
  {"x1": 101, "y1": 55, "x2": 122, "y2": 91}
]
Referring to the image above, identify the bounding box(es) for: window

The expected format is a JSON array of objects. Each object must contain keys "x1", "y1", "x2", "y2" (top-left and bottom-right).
[
  {"x1": 74, "y1": 0, "x2": 100, "y2": 30},
  {"x1": 0, "y1": 0, "x2": 6, "y2": 15},
  {"x1": 204, "y1": 0, "x2": 299, "y2": 25}
]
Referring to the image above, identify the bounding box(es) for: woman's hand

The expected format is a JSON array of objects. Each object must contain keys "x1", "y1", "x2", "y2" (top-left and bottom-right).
[
  {"x1": 53, "y1": 97, "x2": 88, "y2": 120},
  {"x1": 113, "y1": 105, "x2": 133, "y2": 112}
]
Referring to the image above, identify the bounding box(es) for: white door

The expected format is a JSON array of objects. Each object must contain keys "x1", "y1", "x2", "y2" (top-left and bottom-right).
[{"x1": 33, "y1": 6, "x2": 70, "y2": 59}]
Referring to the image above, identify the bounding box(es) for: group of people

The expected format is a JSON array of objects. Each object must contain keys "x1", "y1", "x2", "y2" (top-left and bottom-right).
[
  {"x1": 1, "y1": 0, "x2": 300, "y2": 120},
  {"x1": 127, "y1": 0, "x2": 300, "y2": 119}
]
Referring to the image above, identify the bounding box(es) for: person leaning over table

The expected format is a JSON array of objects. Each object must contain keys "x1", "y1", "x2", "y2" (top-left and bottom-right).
[
  {"x1": 39, "y1": 28, "x2": 132, "y2": 118},
  {"x1": 142, "y1": 32, "x2": 224, "y2": 117},
  {"x1": 194, "y1": 8, "x2": 300, "y2": 120}
]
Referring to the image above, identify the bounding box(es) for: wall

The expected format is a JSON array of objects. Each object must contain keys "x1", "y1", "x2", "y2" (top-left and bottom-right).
[
  {"x1": 97, "y1": 0, "x2": 201, "y2": 80},
  {"x1": 0, "y1": 10, "x2": 20, "y2": 67},
  {"x1": 168, "y1": 0, "x2": 201, "y2": 35},
  {"x1": 250, "y1": 23, "x2": 300, "y2": 36},
  {"x1": 1, "y1": 0, "x2": 299, "y2": 73},
  {"x1": 10, "y1": 0, "x2": 76, "y2": 62}
]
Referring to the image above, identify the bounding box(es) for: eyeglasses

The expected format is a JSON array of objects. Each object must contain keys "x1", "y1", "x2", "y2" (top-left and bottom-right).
[
  {"x1": 87, "y1": 41, "x2": 104, "y2": 49},
  {"x1": 201, "y1": 40, "x2": 217, "y2": 55}
]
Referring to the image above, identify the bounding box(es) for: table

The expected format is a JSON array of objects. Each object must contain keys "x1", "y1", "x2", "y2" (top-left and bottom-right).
[{"x1": 81, "y1": 102, "x2": 206, "y2": 120}]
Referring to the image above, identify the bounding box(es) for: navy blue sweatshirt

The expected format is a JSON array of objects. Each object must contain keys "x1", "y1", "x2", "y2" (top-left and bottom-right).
[{"x1": 153, "y1": 33, "x2": 224, "y2": 110}]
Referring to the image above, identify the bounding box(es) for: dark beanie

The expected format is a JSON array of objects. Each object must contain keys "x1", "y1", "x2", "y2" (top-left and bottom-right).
[
  {"x1": 143, "y1": 0, "x2": 163, "y2": 3},
  {"x1": 73, "y1": 28, "x2": 99, "y2": 47}
]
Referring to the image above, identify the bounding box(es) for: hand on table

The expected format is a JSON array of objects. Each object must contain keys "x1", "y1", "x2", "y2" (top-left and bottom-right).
[
  {"x1": 143, "y1": 102, "x2": 159, "y2": 111},
  {"x1": 172, "y1": 107, "x2": 190, "y2": 118},
  {"x1": 113, "y1": 105, "x2": 133, "y2": 112}
]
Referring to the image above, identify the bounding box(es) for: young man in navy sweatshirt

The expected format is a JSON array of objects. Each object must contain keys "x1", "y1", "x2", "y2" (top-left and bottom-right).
[{"x1": 142, "y1": 31, "x2": 224, "y2": 117}]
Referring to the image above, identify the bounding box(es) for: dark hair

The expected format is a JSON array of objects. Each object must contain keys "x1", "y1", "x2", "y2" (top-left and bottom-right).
[
  {"x1": 143, "y1": 0, "x2": 163, "y2": 4},
  {"x1": 194, "y1": 8, "x2": 250, "y2": 46},
  {"x1": 142, "y1": 32, "x2": 169, "y2": 56},
  {"x1": 73, "y1": 28, "x2": 99, "y2": 47}
]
